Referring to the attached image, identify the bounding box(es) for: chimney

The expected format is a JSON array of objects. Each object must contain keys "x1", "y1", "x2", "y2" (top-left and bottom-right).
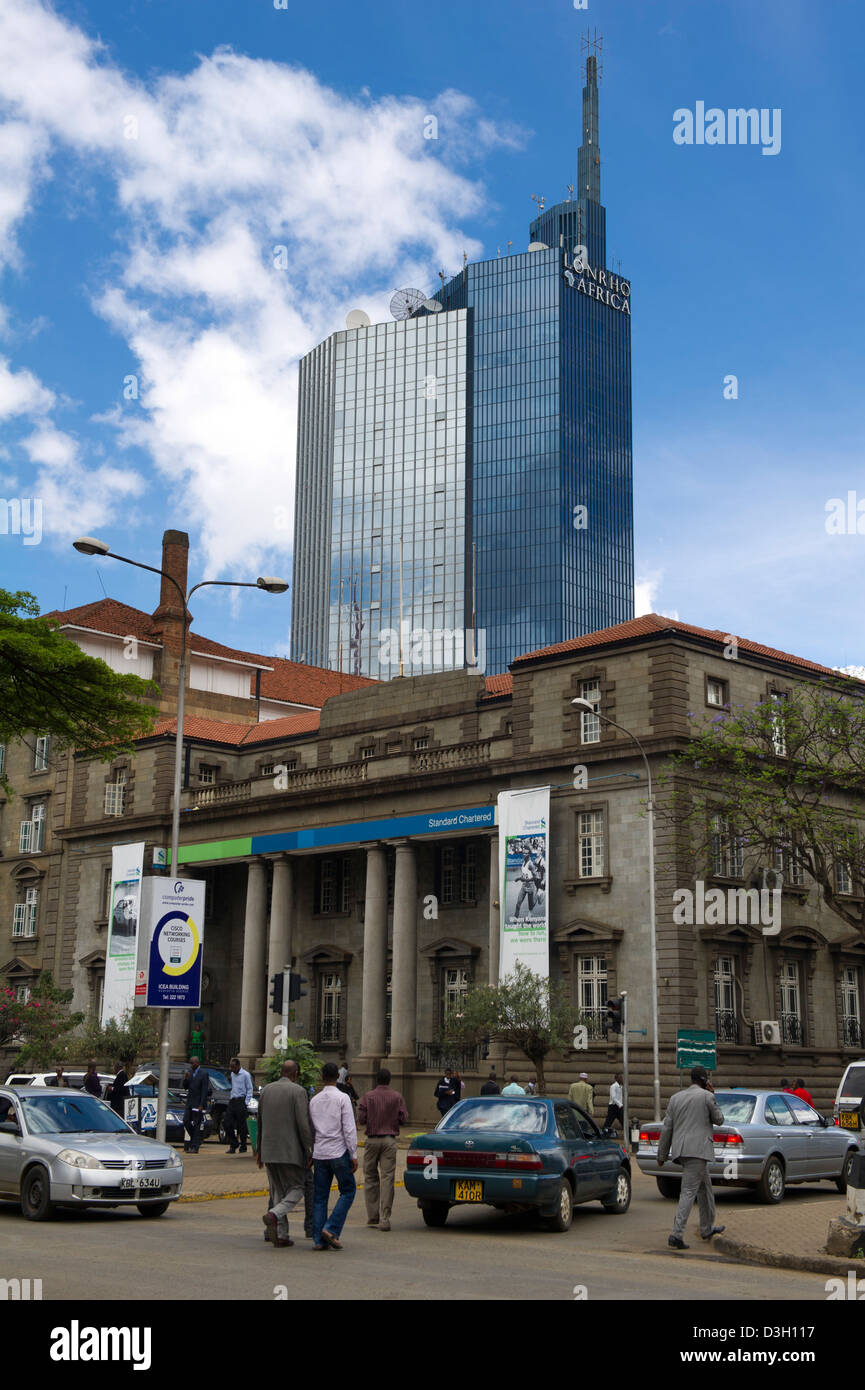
[{"x1": 151, "y1": 529, "x2": 190, "y2": 655}]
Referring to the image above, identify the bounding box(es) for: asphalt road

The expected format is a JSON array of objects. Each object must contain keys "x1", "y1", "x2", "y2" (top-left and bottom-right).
[{"x1": 0, "y1": 1166, "x2": 838, "y2": 1302}]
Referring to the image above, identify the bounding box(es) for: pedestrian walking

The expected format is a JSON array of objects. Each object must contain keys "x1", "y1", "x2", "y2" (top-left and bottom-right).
[
  {"x1": 83, "y1": 1061, "x2": 102, "y2": 1098},
  {"x1": 256, "y1": 1060, "x2": 313, "y2": 1249},
  {"x1": 480, "y1": 1070, "x2": 500, "y2": 1096},
  {"x1": 337, "y1": 1072, "x2": 359, "y2": 1108},
  {"x1": 568, "y1": 1072, "x2": 594, "y2": 1114},
  {"x1": 434, "y1": 1070, "x2": 461, "y2": 1115},
  {"x1": 658, "y1": 1066, "x2": 726, "y2": 1249},
  {"x1": 357, "y1": 1068, "x2": 409, "y2": 1231},
  {"x1": 51, "y1": 1066, "x2": 70, "y2": 1089},
  {"x1": 337, "y1": 1059, "x2": 349, "y2": 1085},
  {"x1": 792, "y1": 1078, "x2": 814, "y2": 1106},
  {"x1": 182, "y1": 1056, "x2": 210, "y2": 1153},
  {"x1": 501, "y1": 1075, "x2": 526, "y2": 1096},
  {"x1": 603, "y1": 1072, "x2": 624, "y2": 1132},
  {"x1": 225, "y1": 1056, "x2": 253, "y2": 1153},
  {"x1": 525, "y1": 1075, "x2": 539, "y2": 1096},
  {"x1": 109, "y1": 1060, "x2": 131, "y2": 1115},
  {"x1": 309, "y1": 1062, "x2": 358, "y2": 1250}
]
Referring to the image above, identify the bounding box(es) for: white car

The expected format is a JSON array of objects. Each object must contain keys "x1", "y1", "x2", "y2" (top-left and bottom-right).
[
  {"x1": 5, "y1": 1070, "x2": 115, "y2": 1095},
  {"x1": 833, "y1": 1059, "x2": 865, "y2": 1135}
]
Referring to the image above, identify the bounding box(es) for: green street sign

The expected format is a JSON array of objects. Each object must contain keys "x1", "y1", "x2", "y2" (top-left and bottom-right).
[{"x1": 676, "y1": 1029, "x2": 717, "y2": 1071}]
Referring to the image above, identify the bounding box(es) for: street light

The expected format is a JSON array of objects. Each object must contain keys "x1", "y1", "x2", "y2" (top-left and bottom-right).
[
  {"x1": 74, "y1": 536, "x2": 288, "y2": 1140},
  {"x1": 572, "y1": 697, "x2": 661, "y2": 1123}
]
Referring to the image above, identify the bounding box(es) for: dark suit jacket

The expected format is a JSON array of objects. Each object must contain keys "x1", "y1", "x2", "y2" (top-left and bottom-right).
[
  {"x1": 110, "y1": 1070, "x2": 129, "y2": 1113},
  {"x1": 184, "y1": 1066, "x2": 211, "y2": 1109}
]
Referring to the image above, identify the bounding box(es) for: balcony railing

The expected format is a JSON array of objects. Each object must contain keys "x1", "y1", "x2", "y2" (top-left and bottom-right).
[
  {"x1": 183, "y1": 762, "x2": 369, "y2": 808},
  {"x1": 411, "y1": 742, "x2": 492, "y2": 774},
  {"x1": 715, "y1": 1010, "x2": 739, "y2": 1043},
  {"x1": 579, "y1": 1007, "x2": 610, "y2": 1041},
  {"x1": 417, "y1": 1041, "x2": 481, "y2": 1072},
  {"x1": 842, "y1": 1016, "x2": 863, "y2": 1048},
  {"x1": 779, "y1": 1013, "x2": 804, "y2": 1045}
]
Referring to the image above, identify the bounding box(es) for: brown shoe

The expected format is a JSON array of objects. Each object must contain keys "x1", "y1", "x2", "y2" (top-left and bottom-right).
[
  {"x1": 275, "y1": 1237, "x2": 294, "y2": 1247},
  {"x1": 262, "y1": 1212, "x2": 278, "y2": 1245},
  {"x1": 367, "y1": 1218, "x2": 379, "y2": 1227},
  {"x1": 378, "y1": 1220, "x2": 391, "y2": 1231},
  {"x1": 321, "y1": 1229, "x2": 342, "y2": 1250}
]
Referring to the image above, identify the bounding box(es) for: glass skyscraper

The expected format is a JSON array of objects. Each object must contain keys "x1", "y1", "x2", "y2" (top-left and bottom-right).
[{"x1": 291, "y1": 51, "x2": 633, "y2": 677}]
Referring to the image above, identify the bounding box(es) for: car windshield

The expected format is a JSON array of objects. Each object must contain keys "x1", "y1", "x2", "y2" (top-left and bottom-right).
[
  {"x1": 714, "y1": 1093, "x2": 756, "y2": 1124},
  {"x1": 20, "y1": 1093, "x2": 131, "y2": 1135},
  {"x1": 438, "y1": 1101, "x2": 549, "y2": 1134},
  {"x1": 841, "y1": 1067, "x2": 865, "y2": 1101}
]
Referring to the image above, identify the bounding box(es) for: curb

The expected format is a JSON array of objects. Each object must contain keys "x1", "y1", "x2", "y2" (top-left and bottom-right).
[
  {"x1": 715, "y1": 1233, "x2": 865, "y2": 1277},
  {"x1": 179, "y1": 1178, "x2": 407, "y2": 1203}
]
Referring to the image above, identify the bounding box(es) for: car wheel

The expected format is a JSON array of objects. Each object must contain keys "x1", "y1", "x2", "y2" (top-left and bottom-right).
[
  {"x1": 137, "y1": 1201, "x2": 170, "y2": 1218},
  {"x1": 420, "y1": 1202, "x2": 449, "y2": 1228},
  {"x1": 21, "y1": 1166, "x2": 54, "y2": 1221},
  {"x1": 758, "y1": 1155, "x2": 785, "y2": 1204},
  {"x1": 836, "y1": 1149, "x2": 856, "y2": 1194},
  {"x1": 602, "y1": 1166, "x2": 631, "y2": 1214},
  {"x1": 542, "y1": 1177, "x2": 574, "y2": 1232},
  {"x1": 656, "y1": 1175, "x2": 681, "y2": 1199}
]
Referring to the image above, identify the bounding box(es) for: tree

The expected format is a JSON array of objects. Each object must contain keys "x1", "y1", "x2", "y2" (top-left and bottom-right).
[
  {"x1": 61, "y1": 1008, "x2": 161, "y2": 1069},
  {"x1": 658, "y1": 676, "x2": 865, "y2": 936},
  {"x1": 0, "y1": 972, "x2": 84, "y2": 1064},
  {"x1": 440, "y1": 962, "x2": 574, "y2": 1093},
  {"x1": 263, "y1": 1039, "x2": 325, "y2": 1092},
  {"x1": 0, "y1": 588, "x2": 160, "y2": 781}
]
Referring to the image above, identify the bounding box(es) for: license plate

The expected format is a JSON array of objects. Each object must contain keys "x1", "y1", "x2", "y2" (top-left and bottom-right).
[
  {"x1": 839, "y1": 1111, "x2": 860, "y2": 1131},
  {"x1": 120, "y1": 1176, "x2": 162, "y2": 1189},
  {"x1": 454, "y1": 1179, "x2": 483, "y2": 1202}
]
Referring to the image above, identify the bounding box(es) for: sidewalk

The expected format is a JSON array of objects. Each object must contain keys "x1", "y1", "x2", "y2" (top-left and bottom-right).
[{"x1": 715, "y1": 1194, "x2": 865, "y2": 1276}]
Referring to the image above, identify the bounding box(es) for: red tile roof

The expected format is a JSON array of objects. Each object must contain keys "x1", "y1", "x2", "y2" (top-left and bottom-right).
[
  {"x1": 48, "y1": 598, "x2": 163, "y2": 643},
  {"x1": 484, "y1": 673, "x2": 513, "y2": 696},
  {"x1": 151, "y1": 711, "x2": 321, "y2": 747},
  {"x1": 513, "y1": 612, "x2": 855, "y2": 681}
]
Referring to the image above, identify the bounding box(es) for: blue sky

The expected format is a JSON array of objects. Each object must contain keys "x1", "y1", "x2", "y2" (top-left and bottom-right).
[{"x1": 0, "y1": 0, "x2": 862, "y2": 672}]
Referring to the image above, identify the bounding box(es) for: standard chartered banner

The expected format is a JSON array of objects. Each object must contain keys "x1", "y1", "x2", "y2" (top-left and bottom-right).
[
  {"x1": 102, "y1": 842, "x2": 145, "y2": 1026},
  {"x1": 136, "y1": 877, "x2": 206, "y2": 1009},
  {"x1": 498, "y1": 787, "x2": 550, "y2": 980}
]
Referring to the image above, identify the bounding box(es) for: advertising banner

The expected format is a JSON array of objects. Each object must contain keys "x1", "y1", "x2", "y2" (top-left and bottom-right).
[
  {"x1": 497, "y1": 787, "x2": 550, "y2": 980},
  {"x1": 102, "y1": 842, "x2": 146, "y2": 1026},
  {"x1": 136, "y1": 877, "x2": 205, "y2": 1009}
]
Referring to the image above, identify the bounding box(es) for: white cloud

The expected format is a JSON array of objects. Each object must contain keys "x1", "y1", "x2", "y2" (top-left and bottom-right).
[
  {"x1": 838, "y1": 665, "x2": 865, "y2": 681},
  {"x1": 0, "y1": 2, "x2": 524, "y2": 571},
  {"x1": 0, "y1": 355, "x2": 54, "y2": 419},
  {"x1": 635, "y1": 572, "x2": 678, "y2": 620}
]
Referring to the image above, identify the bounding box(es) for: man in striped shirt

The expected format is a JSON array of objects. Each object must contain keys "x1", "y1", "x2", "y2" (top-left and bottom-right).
[{"x1": 357, "y1": 1068, "x2": 409, "y2": 1232}]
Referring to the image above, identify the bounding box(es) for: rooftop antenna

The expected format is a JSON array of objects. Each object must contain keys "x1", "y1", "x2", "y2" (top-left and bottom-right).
[
  {"x1": 438, "y1": 268, "x2": 446, "y2": 288},
  {"x1": 507, "y1": 239, "x2": 513, "y2": 254},
  {"x1": 565, "y1": 183, "x2": 574, "y2": 202},
  {"x1": 462, "y1": 250, "x2": 468, "y2": 268},
  {"x1": 497, "y1": 246, "x2": 501, "y2": 258},
  {"x1": 580, "y1": 28, "x2": 604, "y2": 84},
  {"x1": 531, "y1": 193, "x2": 546, "y2": 218}
]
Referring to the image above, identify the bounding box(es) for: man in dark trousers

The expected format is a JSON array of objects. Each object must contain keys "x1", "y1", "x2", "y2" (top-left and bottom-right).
[
  {"x1": 434, "y1": 1071, "x2": 461, "y2": 1116},
  {"x1": 183, "y1": 1056, "x2": 210, "y2": 1153},
  {"x1": 256, "y1": 1059, "x2": 313, "y2": 1248},
  {"x1": 658, "y1": 1066, "x2": 725, "y2": 1249},
  {"x1": 109, "y1": 1060, "x2": 131, "y2": 1115},
  {"x1": 225, "y1": 1056, "x2": 253, "y2": 1154}
]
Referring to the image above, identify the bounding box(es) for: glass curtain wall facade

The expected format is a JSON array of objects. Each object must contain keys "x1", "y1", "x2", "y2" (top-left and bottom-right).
[{"x1": 292, "y1": 312, "x2": 469, "y2": 676}]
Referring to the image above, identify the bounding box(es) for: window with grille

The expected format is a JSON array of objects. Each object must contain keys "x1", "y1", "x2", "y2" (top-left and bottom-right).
[
  {"x1": 779, "y1": 961, "x2": 803, "y2": 1044},
  {"x1": 318, "y1": 859, "x2": 336, "y2": 914},
  {"x1": 33, "y1": 736, "x2": 50, "y2": 772},
  {"x1": 706, "y1": 677, "x2": 728, "y2": 707},
  {"x1": 577, "y1": 955, "x2": 608, "y2": 1035},
  {"x1": 841, "y1": 966, "x2": 862, "y2": 1047},
  {"x1": 579, "y1": 680, "x2": 601, "y2": 744},
  {"x1": 769, "y1": 691, "x2": 788, "y2": 757},
  {"x1": 318, "y1": 973, "x2": 343, "y2": 1043},
  {"x1": 15, "y1": 983, "x2": 32, "y2": 1003},
  {"x1": 260, "y1": 764, "x2": 275, "y2": 777},
  {"x1": 578, "y1": 811, "x2": 604, "y2": 877},
  {"x1": 413, "y1": 736, "x2": 429, "y2": 751},
  {"x1": 443, "y1": 966, "x2": 470, "y2": 1022},
  {"x1": 836, "y1": 860, "x2": 853, "y2": 895},
  {"x1": 315, "y1": 858, "x2": 351, "y2": 914},
  {"x1": 104, "y1": 770, "x2": 127, "y2": 817},
  {"x1": 713, "y1": 955, "x2": 738, "y2": 1041},
  {"x1": 19, "y1": 803, "x2": 45, "y2": 854},
  {"x1": 774, "y1": 832, "x2": 805, "y2": 887},
  {"x1": 440, "y1": 846, "x2": 457, "y2": 904},
  {"x1": 711, "y1": 814, "x2": 743, "y2": 877},
  {"x1": 360, "y1": 746, "x2": 375, "y2": 760},
  {"x1": 198, "y1": 765, "x2": 216, "y2": 786},
  {"x1": 13, "y1": 888, "x2": 38, "y2": 938},
  {"x1": 460, "y1": 844, "x2": 478, "y2": 902}
]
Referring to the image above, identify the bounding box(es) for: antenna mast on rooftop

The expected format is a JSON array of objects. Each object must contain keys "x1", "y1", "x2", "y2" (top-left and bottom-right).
[{"x1": 580, "y1": 28, "x2": 604, "y2": 83}]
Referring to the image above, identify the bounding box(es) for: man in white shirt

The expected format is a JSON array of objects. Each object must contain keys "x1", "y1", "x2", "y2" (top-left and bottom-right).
[
  {"x1": 501, "y1": 1076, "x2": 526, "y2": 1096},
  {"x1": 309, "y1": 1061, "x2": 358, "y2": 1250},
  {"x1": 603, "y1": 1072, "x2": 624, "y2": 1134}
]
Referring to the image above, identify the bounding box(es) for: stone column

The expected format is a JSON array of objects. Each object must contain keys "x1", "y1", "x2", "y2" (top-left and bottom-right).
[
  {"x1": 390, "y1": 841, "x2": 418, "y2": 1060},
  {"x1": 265, "y1": 855, "x2": 294, "y2": 1055},
  {"x1": 358, "y1": 845, "x2": 388, "y2": 1062},
  {"x1": 488, "y1": 833, "x2": 500, "y2": 985},
  {"x1": 169, "y1": 1008, "x2": 188, "y2": 1063},
  {"x1": 238, "y1": 858, "x2": 268, "y2": 1066}
]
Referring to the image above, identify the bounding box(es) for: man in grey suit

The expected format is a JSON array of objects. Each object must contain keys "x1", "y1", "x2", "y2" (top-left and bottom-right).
[
  {"x1": 658, "y1": 1066, "x2": 726, "y2": 1249},
  {"x1": 256, "y1": 1060, "x2": 313, "y2": 1248}
]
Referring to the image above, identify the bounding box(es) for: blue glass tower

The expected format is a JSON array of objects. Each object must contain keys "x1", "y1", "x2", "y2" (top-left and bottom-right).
[{"x1": 292, "y1": 51, "x2": 633, "y2": 678}]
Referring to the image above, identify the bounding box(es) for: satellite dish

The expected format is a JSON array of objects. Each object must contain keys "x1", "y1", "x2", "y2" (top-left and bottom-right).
[
  {"x1": 527, "y1": 241, "x2": 549, "y2": 253},
  {"x1": 345, "y1": 308, "x2": 371, "y2": 330},
  {"x1": 422, "y1": 298, "x2": 443, "y2": 313},
  {"x1": 389, "y1": 287, "x2": 427, "y2": 320}
]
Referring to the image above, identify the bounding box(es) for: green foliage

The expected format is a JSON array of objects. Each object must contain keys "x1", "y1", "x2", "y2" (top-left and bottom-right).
[
  {"x1": 262, "y1": 1038, "x2": 325, "y2": 1092},
  {"x1": 0, "y1": 588, "x2": 160, "y2": 784},
  {"x1": 0, "y1": 972, "x2": 84, "y2": 1064},
  {"x1": 61, "y1": 1007, "x2": 161, "y2": 1069},
  {"x1": 440, "y1": 962, "x2": 575, "y2": 1092},
  {"x1": 659, "y1": 677, "x2": 865, "y2": 936}
]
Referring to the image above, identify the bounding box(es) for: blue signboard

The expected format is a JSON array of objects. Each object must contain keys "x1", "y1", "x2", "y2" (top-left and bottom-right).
[
  {"x1": 141, "y1": 879, "x2": 206, "y2": 1008},
  {"x1": 251, "y1": 805, "x2": 495, "y2": 856}
]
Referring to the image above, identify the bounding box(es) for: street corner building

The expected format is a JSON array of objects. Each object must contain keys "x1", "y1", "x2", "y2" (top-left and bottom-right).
[
  {"x1": 3, "y1": 541, "x2": 864, "y2": 1121},
  {"x1": 290, "y1": 47, "x2": 633, "y2": 683}
]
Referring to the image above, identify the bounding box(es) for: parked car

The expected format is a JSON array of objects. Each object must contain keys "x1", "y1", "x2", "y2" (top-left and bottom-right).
[
  {"x1": 0, "y1": 1086, "x2": 183, "y2": 1220},
  {"x1": 833, "y1": 1060, "x2": 865, "y2": 1134},
  {"x1": 137, "y1": 1063, "x2": 232, "y2": 1140},
  {"x1": 637, "y1": 1089, "x2": 860, "y2": 1204},
  {"x1": 404, "y1": 1095, "x2": 631, "y2": 1231},
  {"x1": 124, "y1": 1080, "x2": 191, "y2": 1143},
  {"x1": 4, "y1": 1070, "x2": 114, "y2": 1092}
]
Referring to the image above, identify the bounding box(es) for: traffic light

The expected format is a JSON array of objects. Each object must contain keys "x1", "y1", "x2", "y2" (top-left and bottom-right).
[
  {"x1": 288, "y1": 971, "x2": 308, "y2": 1003},
  {"x1": 269, "y1": 972, "x2": 284, "y2": 1013},
  {"x1": 606, "y1": 996, "x2": 625, "y2": 1034}
]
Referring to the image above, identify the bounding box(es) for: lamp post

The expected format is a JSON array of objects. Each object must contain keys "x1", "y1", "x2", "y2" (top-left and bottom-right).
[
  {"x1": 73, "y1": 536, "x2": 288, "y2": 1140},
  {"x1": 571, "y1": 697, "x2": 661, "y2": 1122}
]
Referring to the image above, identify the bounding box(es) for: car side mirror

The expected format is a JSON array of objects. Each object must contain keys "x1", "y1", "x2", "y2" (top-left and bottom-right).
[
  {"x1": 0, "y1": 1120, "x2": 20, "y2": 1134},
  {"x1": 819, "y1": 1115, "x2": 830, "y2": 1128}
]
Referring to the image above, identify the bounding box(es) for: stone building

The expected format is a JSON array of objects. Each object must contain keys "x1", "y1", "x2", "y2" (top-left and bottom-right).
[{"x1": 13, "y1": 605, "x2": 863, "y2": 1123}]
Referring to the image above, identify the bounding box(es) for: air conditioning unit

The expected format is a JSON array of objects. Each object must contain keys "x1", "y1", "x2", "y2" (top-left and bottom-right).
[{"x1": 754, "y1": 1020, "x2": 781, "y2": 1045}]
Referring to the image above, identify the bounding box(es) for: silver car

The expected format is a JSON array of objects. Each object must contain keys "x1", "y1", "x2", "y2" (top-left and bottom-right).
[
  {"x1": 0, "y1": 1086, "x2": 184, "y2": 1221},
  {"x1": 637, "y1": 1088, "x2": 860, "y2": 1204}
]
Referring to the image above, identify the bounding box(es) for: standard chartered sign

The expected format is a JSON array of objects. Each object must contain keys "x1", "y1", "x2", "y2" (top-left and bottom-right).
[{"x1": 562, "y1": 247, "x2": 631, "y2": 314}]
